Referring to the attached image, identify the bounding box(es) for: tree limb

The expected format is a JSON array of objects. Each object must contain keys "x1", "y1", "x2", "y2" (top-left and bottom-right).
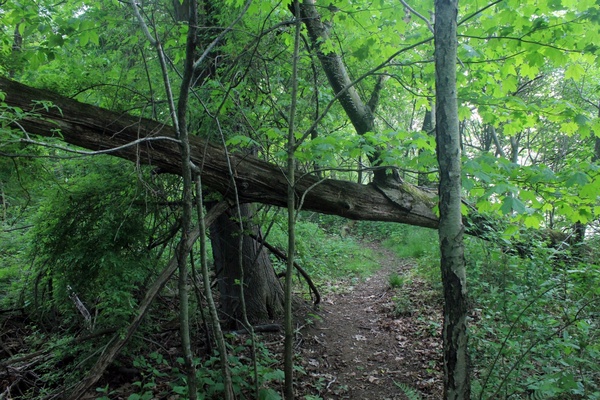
[
  {"x1": 0, "y1": 77, "x2": 440, "y2": 229},
  {"x1": 248, "y1": 233, "x2": 321, "y2": 307}
]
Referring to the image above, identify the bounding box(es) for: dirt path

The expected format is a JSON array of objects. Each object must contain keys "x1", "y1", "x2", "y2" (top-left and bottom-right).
[{"x1": 297, "y1": 243, "x2": 443, "y2": 399}]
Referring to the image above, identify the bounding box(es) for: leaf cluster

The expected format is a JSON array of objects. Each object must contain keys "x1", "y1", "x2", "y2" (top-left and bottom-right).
[{"x1": 28, "y1": 158, "x2": 158, "y2": 329}]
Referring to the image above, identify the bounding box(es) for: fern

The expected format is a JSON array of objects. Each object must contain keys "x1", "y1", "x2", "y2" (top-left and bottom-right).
[
  {"x1": 393, "y1": 381, "x2": 423, "y2": 400},
  {"x1": 528, "y1": 390, "x2": 550, "y2": 400}
]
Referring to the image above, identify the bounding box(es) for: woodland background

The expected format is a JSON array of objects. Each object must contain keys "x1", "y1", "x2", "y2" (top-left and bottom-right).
[{"x1": 1, "y1": 0, "x2": 599, "y2": 399}]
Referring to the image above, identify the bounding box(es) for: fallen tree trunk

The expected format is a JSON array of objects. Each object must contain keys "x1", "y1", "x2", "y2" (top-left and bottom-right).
[{"x1": 0, "y1": 77, "x2": 439, "y2": 228}]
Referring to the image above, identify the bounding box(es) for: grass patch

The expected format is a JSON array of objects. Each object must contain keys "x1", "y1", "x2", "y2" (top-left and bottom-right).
[
  {"x1": 381, "y1": 225, "x2": 438, "y2": 261},
  {"x1": 388, "y1": 272, "x2": 410, "y2": 289},
  {"x1": 371, "y1": 224, "x2": 442, "y2": 292},
  {"x1": 267, "y1": 215, "x2": 380, "y2": 291}
]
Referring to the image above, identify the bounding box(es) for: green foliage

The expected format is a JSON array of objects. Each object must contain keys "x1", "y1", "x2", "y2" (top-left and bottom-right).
[
  {"x1": 393, "y1": 381, "x2": 423, "y2": 400},
  {"x1": 381, "y1": 225, "x2": 438, "y2": 262},
  {"x1": 379, "y1": 226, "x2": 441, "y2": 293},
  {"x1": 1, "y1": 104, "x2": 81, "y2": 310},
  {"x1": 2, "y1": 0, "x2": 600, "y2": 398},
  {"x1": 267, "y1": 213, "x2": 380, "y2": 289},
  {"x1": 388, "y1": 272, "x2": 409, "y2": 289},
  {"x1": 354, "y1": 222, "x2": 442, "y2": 295},
  {"x1": 0, "y1": 226, "x2": 29, "y2": 308},
  {"x1": 467, "y1": 237, "x2": 600, "y2": 399},
  {"x1": 391, "y1": 293, "x2": 413, "y2": 317},
  {"x1": 388, "y1": 271, "x2": 415, "y2": 317},
  {"x1": 28, "y1": 158, "x2": 158, "y2": 329},
  {"x1": 464, "y1": 153, "x2": 600, "y2": 229},
  {"x1": 116, "y1": 340, "x2": 285, "y2": 399},
  {"x1": 9, "y1": 330, "x2": 112, "y2": 399}
]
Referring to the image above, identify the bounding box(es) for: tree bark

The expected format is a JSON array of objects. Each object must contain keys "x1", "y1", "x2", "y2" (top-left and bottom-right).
[
  {"x1": 435, "y1": 0, "x2": 470, "y2": 399},
  {"x1": 295, "y1": 0, "x2": 390, "y2": 183},
  {"x1": 209, "y1": 204, "x2": 284, "y2": 325},
  {"x1": 594, "y1": 104, "x2": 600, "y2": 163},
  {"x1": 0, "y1": 77, "x2": 439, "y2": 228}
]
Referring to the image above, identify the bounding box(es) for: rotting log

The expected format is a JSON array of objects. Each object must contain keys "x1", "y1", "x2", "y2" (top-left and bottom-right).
[{"x1": 0, "y1": 77, "x2": 439, "y2": 228}]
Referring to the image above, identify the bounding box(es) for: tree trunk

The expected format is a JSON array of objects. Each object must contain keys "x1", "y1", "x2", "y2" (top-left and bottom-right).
[
  {"x1": 209, "y1": 204, "x2": 284, "y2": 326},
  {"x1": 594, "y1": 104, "x2": 600, "y2": 163},
  {"x1": 435, "y1": 0, "x2": 470, "y2": 398},
  {"x1": 0, "y1": 77, "x2": 440, "y2": 228},
  {"x1": 295, "y1": 0, "x2": 391, "y2": 183}
]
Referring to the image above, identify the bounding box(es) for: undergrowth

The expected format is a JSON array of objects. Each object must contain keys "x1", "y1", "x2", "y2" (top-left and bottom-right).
[
  {"x1": 352, "y1": 221, "x2": 600, "y2": 399},
  {"x1": 5, "y1": 204, "x2": 599, "y2": 399},
  {"x1": 267, "y1": 213, "x2": 380, "y2": 294},
  {"x1": 467, "y1": 236, "x2": 600, "y2": 399},
  {"x1": 96, "y1": 339, "x2": 285, "y2": 400}
]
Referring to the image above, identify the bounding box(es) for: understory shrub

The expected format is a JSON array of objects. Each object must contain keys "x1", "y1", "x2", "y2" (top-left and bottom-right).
[
  {"x1": 26, "y1": 158, "x2": 161, "y2": 331},
  {"x1": 97, "y1": 340, "x2": 285, "y2": 399},
  {"x1": 266, "y1": 213, "x2": 379, "y2": 290},
  {"x1": 467, "y1": 237, "x2": 600, "y2": 399}
]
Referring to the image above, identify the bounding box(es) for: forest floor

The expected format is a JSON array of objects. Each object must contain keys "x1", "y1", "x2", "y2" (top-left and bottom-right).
[
  {"x1": 1, "y1": 240, "x2": 444, "y2": 399},
  {"x1": 293, "y1": 241, "x2": 444, "y2": 399}
]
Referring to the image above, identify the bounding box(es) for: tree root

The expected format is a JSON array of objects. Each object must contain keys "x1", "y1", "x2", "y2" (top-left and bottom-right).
[{"x1": 248, "y1": 233, "x2": 321, "y2": 307}]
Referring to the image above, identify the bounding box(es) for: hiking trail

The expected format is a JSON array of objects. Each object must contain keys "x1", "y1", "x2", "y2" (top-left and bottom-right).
[{"x1": 296, "y1": 242, "x2": 444, "y2": 399}]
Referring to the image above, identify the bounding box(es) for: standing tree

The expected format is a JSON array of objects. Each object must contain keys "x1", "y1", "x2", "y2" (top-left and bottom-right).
[{"x1": 435, "y1": 0, "x2": 469, "y2": 399}]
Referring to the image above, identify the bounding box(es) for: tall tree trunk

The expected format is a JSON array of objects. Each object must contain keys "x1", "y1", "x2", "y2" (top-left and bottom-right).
[
  {"x1": 209, "y1": 204, "x2": 284, "y2": 326},
  {"x1": 197, "y1": 182, "x2": 235, "y2": 399},
  {"x1": 435, "y1": 0, "x2": 470, "y2": 399},
  {"x1": 174, "y1": 0, "x2": 199, "y2": 395},
  {"x1": 296, "y1": 0, "x2": 389, "y2": 182},
  {"x1": 594, "y1": 103, "x2": 600, "y2": 163},
  {"x1": 131, "y1": 0, "x2": 201, "y2": 395},
  {"x1": 173, "y1": 0, "x2": 282, "y2": 328},
  {"x1": 284, "y1": 2, "x2": 301, "y2": 397}
]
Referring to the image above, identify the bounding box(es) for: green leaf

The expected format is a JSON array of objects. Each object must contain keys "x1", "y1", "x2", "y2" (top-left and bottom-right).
[
  {"x1": 575, "y1": 207, "x2": 593, "y2": 223},
  {"x1": 353, "y1": 38, "x2": 376, "y2": 61},
  {"x1": 525, "y1": 50, "x2": 545, "y2": 67},
  {"x1": 88, "y1": 30, "x2": 100, "y2": 46},
  {"x1": 80, "y1": 32, "x2": 89, "y2": 46},
  {"x1": 500, "y1": 196, "x2": 527, "y2": 215},
  {"x1": 458, "y1": 105, "x2": 472, "y2": 120},
  {"x1": 520, "y1": 63, "x2": 539, "y2": 80},
  {"x1": 48, "y1": 34, "x2": 65, "y2": 47},
  {"x1": 503, "y1": 224, "x2": 519, "y2": 236},
  {"x1": 172, "y1": 386, "x2": 187, "y2": 395},
  {"x1": 560, "y1": 121, "x2": 579, "y2": 135},
  {"x1": 558, "y1": 373, "x2": 579, "y2": 390},
  {"x1": 565, "y1": 63, "x2": 585, "y2": 80},
  {"x1": 262, "y1": 369, "x2": 285, "y2": 382},
  {"x1": 579, "y1": 181, "x2": 598, "y2": 199},
  {"x1": 226, "y1": 135, "x2": 258, "y2": 148},
  {"x1": 565, "y1": 171, "x2": 588, "y2": 187},
  {"x1": 522, "y1": 213, "x2": 542, "y2": 228},
  {"x1": 258, "y1": 388, "x2": 283, "y2": 400}
]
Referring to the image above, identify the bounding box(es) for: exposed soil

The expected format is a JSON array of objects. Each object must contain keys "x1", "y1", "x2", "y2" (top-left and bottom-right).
[{"x1": 295, "y1": 242, "x2": 444, "y2": 399}]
